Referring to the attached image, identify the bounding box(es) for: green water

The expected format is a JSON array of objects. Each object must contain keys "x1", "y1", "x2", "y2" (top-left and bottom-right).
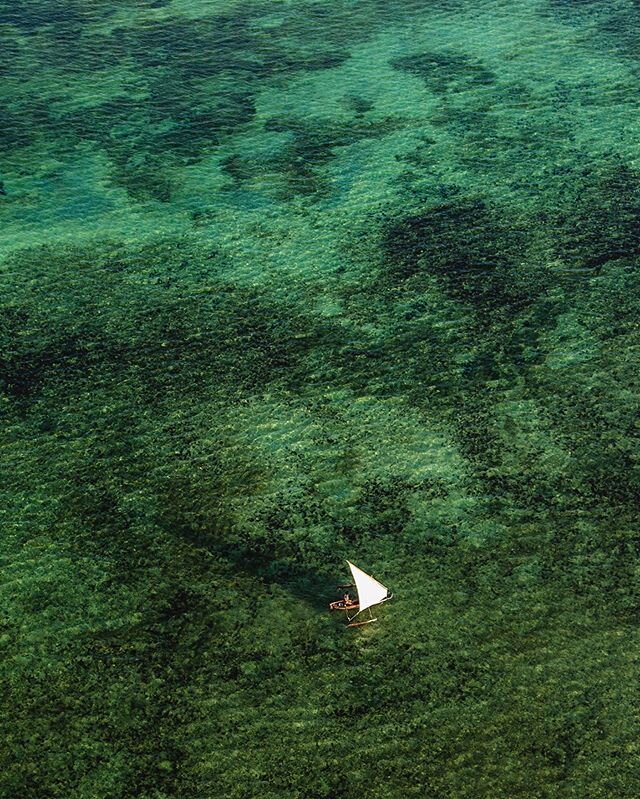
[{"x1": 2, "y1": 1, "x2": 640, "y2": 796}]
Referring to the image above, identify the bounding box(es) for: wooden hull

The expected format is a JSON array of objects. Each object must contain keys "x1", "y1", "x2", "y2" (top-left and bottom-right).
[{"x1": 329, "y1": 600, "x2": 359, "y2": 612}]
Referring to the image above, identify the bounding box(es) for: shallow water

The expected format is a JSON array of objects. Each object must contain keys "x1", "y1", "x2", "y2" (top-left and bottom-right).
[{"x1": 2, "y1": 1, "x2": 640, "y2": 797}]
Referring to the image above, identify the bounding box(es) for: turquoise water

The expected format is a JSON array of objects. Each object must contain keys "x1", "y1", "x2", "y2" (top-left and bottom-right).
[{"x1": 2, "y1": 1, "x2": 640, "y2": 797}]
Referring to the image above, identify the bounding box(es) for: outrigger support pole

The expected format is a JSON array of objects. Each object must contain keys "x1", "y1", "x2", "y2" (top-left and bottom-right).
[{"x1": 347, "y1": 606, "x2": 375, "y2": 625}]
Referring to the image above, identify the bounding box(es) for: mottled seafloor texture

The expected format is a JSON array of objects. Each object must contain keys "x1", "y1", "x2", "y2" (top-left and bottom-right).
[{"x1": 2, "y1": 0, "x2": 640, "y2": 797}]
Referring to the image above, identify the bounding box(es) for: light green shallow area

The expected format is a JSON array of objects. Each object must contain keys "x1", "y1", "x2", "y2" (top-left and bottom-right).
[{"x1": 2, "y1": 0, "x2": 640, "y2": 797}]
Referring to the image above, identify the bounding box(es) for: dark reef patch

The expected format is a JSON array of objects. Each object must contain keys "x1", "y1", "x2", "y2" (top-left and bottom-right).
[
  {"x1": 380, "y1": 199, "x2": 532, "y2": 314},
  {"x1": 220, "y1": 114, "x2": 404, "y2": 199},
  {"x1": 0, "y1": 107, "x2": 40, "y2": 152},
  {"x1": 0, "y1": 239, "x2": 334, "y2": 408},
  {"x1": 549, "y1": 163, "x2": 640, "y2": 269},
  {"x1": 0, "y1": 6, "x2": 353, "y2": 201},
  {"x1": 0, "y1": 0, "x2": 86, "y2": 31},
  {"x1": 392, "y1": 50, "x2": 495, "y2": 94},
  {"x1": 0, "y1": 2, "x2": 459, "y2": 205}
]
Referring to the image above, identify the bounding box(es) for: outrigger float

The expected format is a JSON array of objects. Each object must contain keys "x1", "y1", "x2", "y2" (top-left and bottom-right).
[{"x1": 329, "y1": 561, "x2": 392, "y2": 628}]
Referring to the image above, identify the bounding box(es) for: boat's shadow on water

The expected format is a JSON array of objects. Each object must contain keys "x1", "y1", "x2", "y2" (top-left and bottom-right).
[
  {"x1": 173, "y1": 519, "x2": 341, "y2": 611},
  {"x1": 282, "y1": 574, "x2": 339, "y2": 612}
]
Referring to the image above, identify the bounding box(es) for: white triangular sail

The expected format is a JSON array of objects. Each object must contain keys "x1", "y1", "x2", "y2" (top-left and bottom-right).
[{"x1": 347, "y1": 561, "x2": 390, "y2": 616}]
